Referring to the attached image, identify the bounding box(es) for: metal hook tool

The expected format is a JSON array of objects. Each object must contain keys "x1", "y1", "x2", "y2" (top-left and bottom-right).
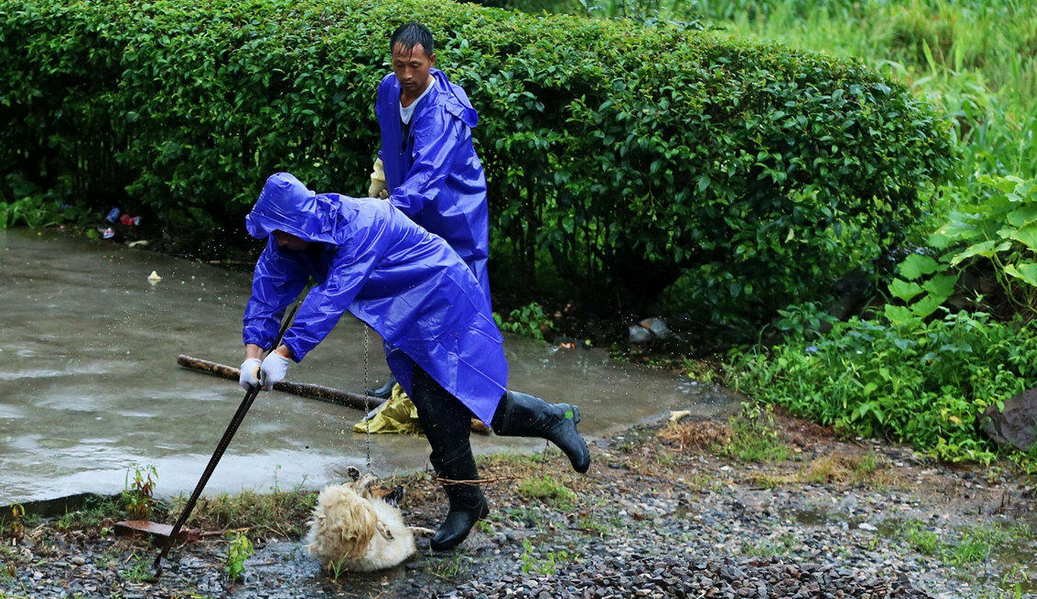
[{"x1": 152, "y1": 304, "x2": 298, "y2": 578}]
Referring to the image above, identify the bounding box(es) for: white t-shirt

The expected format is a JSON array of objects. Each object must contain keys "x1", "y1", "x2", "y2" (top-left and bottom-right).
[{"x1": 400, "y1": 79, "x2": 435, "y2": 125}]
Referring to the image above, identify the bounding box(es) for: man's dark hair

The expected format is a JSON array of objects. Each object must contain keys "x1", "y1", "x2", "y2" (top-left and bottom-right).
[{"x1": 390, "y1": 21, "x2": 434, "y2": 57}]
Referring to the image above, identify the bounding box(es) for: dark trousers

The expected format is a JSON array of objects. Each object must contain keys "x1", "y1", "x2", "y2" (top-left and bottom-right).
[{"x1": 408, "y1": 363, "x2": 479, "y2": 464}]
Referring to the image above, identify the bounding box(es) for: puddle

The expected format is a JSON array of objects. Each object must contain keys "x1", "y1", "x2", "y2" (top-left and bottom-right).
[{"x1": 0, "y1": 229, "x2": 740, "y2": 504}]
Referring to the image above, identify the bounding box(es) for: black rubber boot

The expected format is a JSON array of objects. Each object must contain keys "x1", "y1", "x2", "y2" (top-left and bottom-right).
[
  {"x1": 492, "y1": 391, "x2": 591, "y2": 473},
  {"x1": 364, "y1": 373, "x2": 396, "y2": 400},
  {"x1": 429, "y1": 449, "x2": 489, "y2": 551}
]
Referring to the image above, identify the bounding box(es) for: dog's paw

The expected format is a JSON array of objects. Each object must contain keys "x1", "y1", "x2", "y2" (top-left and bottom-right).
[
  {"x1": 346, "y1": 466, "x2": 361, "y2": 481},
  {"x1": 408, "y1": 526, "x2": 436, "y2": 537}
]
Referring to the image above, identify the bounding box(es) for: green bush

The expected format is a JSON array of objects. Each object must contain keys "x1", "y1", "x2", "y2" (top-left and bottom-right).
[
  {"x1": 725, "y1": 311, "x2": 1037, "y2": 462},
  {"x1": 0, "y1": 0, "x2": 954, "y2": 324}
]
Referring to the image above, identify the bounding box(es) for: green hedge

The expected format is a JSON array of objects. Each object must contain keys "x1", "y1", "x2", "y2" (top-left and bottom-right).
[{"x1": 0, "y1": 0, "x2": 955, "y2": 324}]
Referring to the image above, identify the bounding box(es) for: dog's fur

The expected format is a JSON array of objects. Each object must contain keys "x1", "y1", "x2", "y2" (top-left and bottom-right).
[{"x1": 305, "y1": 467, "x2": 431, "y2": 573}]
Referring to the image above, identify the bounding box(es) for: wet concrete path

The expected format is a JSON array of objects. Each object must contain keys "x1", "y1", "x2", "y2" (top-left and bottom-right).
[{"x1": 0, "y1": 229, "x2": 738, "y2": 505}]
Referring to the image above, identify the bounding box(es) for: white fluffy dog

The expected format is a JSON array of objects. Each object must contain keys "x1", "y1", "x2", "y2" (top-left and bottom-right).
[{"x1": 305, "y1": 467, "x2": 431, "y2": 573}]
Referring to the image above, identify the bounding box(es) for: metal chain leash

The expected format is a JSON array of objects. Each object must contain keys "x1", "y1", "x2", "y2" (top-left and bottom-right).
[{"x1": 363, "y1": 325, "x2": 372, "y2": 473}]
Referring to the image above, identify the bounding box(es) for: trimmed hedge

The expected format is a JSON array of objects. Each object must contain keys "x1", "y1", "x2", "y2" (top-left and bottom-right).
[{"x1": 0, "y1": 0, "x2": 955, "y2": 324}]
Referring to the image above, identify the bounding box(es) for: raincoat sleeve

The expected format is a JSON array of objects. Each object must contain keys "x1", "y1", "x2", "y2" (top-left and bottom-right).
[
  {"x1": 280, "y1": 239, "x2": 381, "y2": 362},
  {"x1": 388, "y1": 113, "x2": 466, "y2": 217},
  {"x1": 243, "y1": 238, "x2": 309, "y2": 350}
]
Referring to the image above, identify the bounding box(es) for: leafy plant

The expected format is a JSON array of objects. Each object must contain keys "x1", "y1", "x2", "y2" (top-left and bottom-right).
[
  {"x1": 725, "y1": 311, "x2": 1037, "y2": 463},
  {"x1": 225, "y1": 532, "x2": 255, "y2": 582},
  {"x1": 2, "y1": 504, "x2": 26, "y2": 540},
  {"x1": 884, "y1": 252, "x2": 958, "y2": 326},
  {"x1": 122, "y1": 463, "x2": 158, "y2": 521},
  {"x1": 931, "y1": 175, "x2": 1037, "y2": 317},
  {"x1": 494, "y1": 302, "x2": 554, "y2": 342},
  {"x1": 721, "y1": 403, "x2": 789, "y2": 463},
  {"x1": 774, "y1": 301, "x2": 839, "y2": 340}
]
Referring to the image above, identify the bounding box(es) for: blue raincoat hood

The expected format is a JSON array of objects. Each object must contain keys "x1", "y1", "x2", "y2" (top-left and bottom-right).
[
  {"x1": 246, "y1": 173, "x2": 341, "y2": 244},
  {"x1": 242, "y1": 173, "x2": 507, "y2": 425}
]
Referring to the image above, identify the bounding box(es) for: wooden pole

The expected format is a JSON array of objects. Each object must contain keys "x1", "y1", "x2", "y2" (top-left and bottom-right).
[
  {"x1": 177, "y1": 354, "x2": 382, "y2": 412},
  {"x1": 176, "y1": 354, "x2": 490, "y2": 434}
]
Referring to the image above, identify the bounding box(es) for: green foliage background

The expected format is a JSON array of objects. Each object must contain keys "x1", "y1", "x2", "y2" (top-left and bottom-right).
[
  {"x1": 726, "y1": 312, "x2": 1037, "y2": 463},
  {"x1": 0, "y1": 0, "x2": 953, "y2": 325}
]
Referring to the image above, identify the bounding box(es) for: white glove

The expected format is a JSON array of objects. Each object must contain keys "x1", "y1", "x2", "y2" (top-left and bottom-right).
[
  {"x1": 239, "y1": 358, "x2": 262, "y2": 391},
  {"x1": 260, "y1": 352, "x2": 290, "y2": 391},
  {"x1": 368, "y1": 158, "x2": 388, "y2": 199}
]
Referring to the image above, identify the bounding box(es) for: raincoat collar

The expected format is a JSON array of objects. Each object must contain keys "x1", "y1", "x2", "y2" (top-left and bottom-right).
[
  {"x1": 410, "y1": 68, "x2": 478, "y2": 128},
  {"x1": 246, "y1": 173, "x2": 341, "y2": 244}
]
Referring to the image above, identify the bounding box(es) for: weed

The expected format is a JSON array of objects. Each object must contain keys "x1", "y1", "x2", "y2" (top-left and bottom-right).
[
  {"x1": 474, "y1": 520, "x2": 495, "y2": 535},
  {"x1": 122, "y1": 463, "x2": 158, "y2": 521},
  {"x1": 502, "y1": 506, "x2": 549, "y2": 529},
  {"x1": 171, "y1": 488, "x2": 316, "y2": 539},
  {"x1": 745, "y1": 472, "x2": 786, "y2": 488},
  {"x1": 573, "y1": 513, "x2": 609, "y2": 537},
  {"x1": 721, "y1": 404, "x2": 789, "y2": 464},
  {"x1": 900, "y1": 520, "x2": 941, "y2": 555},
  {"x1": 118, "y1": 552, "x2": 152, "y2": 583},
  {"x1": 740, "y1": 531, "x2": 800, "y2": 557},
  {"x1": 800, "y1": 451, "x2": 892, "y2": 486},
  {"x1": 516, "y1": 475, "x2": 577, "y2": 509},
  {"x1": 2, "y1": 504, "x2": 25, "y2": 540},
  {"x1": 225, "y1": 532, "x2": 255, "y2": 582},
  {"x1": 654, "y1": 451, "x2": 676, "y2": 466},
  {"x1": 520, "y1": 539, "x2": 573, "y2": 575},
  {"x1": 426, "y1": 553, "x2": 473, "y2": 580}
]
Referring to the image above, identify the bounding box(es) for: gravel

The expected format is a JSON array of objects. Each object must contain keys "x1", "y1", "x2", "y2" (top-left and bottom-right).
[{"x1": 2, "y1": 417, "x2": 1035, "y2": 599}]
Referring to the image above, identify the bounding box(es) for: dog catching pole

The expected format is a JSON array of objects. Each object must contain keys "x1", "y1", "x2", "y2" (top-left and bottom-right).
[{"x1": 152, "y1": 304, "x2": 298, "y2": 578}]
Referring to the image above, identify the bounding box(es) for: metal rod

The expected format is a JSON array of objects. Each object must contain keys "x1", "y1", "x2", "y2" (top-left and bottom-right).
[{"x1": 152, "y1": 304, "x2": 298, "y2": 578}]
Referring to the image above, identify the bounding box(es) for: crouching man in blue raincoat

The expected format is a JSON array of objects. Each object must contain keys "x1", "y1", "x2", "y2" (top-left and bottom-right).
[
  {"x1": 364, "y1": 21, "x2": 490, "y2": 398},
  {"x1": 238, "y1": 173, "x2": 590, "y2": 551}
]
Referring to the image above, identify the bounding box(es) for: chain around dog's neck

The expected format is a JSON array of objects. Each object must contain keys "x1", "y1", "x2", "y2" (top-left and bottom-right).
[{"x1": 363, "y1": 325, "x2": 372, "y2": 472}]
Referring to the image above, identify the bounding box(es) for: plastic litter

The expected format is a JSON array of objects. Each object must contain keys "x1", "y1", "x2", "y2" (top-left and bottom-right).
[
  {"x1": 147, "y1": 270, "x2": 162, "y2": 284},
  {"x1": 102, "y1": 228, "x2": 115, "y2": 239},
  {"x1": 105, "y1": 208, "x2": 121, "y2": 223},
  {"x1": 119, "y1": 214, "x2": 141, "y2": 226},
  {"x1": 628, "y1": 317, "x2": 670, "y2": 343}
]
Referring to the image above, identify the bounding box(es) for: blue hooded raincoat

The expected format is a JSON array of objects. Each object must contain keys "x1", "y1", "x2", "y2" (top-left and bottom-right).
[
  {"x1": 376, "y1": 68, "x2": 490, "y2": 303},
  {"x1": 242, "y1": 173, "x2": 507, "y2": 425}
]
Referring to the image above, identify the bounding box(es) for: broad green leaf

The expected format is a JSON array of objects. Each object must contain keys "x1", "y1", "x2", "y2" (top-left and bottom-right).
[
  {"x1": 948, "y1": 239, "x2": 1004, "y2": 266},
  {"x1": 1007, "y1": 223, "x2": 1037, "y2": 251},
  {"x1": 1007, "y1": 205, "x2": 1037, "y2": 228},
  {"x1": 910, "y1": 293, "x2": 946, "y2": 319},
  {"x1": 1003, "y1": 262, "x2": 1037, "y2": 287},
  {"x1": 933, "y1": 214, "x2": 984, "y2": 243},
  {"x1": 884, "y1": 304, "x2": 914, "y2": 326},
  {"x1": 888, "y1": 278, "x2": 923, "y2": 302},
  {"x1": 922, "y1": 273, "x2": 958, "y2": 301},
  {"x1": 898, "y1": 254, "x2": 939, "y2": 280}
]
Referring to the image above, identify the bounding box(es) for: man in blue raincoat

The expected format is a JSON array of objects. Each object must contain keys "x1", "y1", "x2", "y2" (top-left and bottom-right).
[
  {"x1": 238, "y1": 173, "x2": 590, "y2": 551},
  {"x1": 365, "y1": 21, "x2": 490, "y2": 398}
]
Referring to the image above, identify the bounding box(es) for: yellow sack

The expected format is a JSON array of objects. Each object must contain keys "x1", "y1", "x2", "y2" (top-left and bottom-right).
[{"x1": 352, "y1": 383, "x2": 423, "y2": 435}]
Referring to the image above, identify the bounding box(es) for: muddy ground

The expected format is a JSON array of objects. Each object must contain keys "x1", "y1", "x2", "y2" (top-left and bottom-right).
[{"x1": 2, "y1": 408, "x2": 1036, "y2": 599}]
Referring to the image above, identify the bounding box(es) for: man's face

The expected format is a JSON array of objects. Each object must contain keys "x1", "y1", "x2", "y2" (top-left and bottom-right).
[
  {"x1": 392, "y1": 43, "x2": 435, "y2": 98},
  {"x1": 273, "y1": 230, "x2": 310, "y2": 251}
]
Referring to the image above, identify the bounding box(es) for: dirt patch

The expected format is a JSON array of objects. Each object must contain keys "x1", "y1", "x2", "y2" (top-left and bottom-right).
[{"x1": 3, "y1": 413, "x2": 1036, "y2": 598}]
